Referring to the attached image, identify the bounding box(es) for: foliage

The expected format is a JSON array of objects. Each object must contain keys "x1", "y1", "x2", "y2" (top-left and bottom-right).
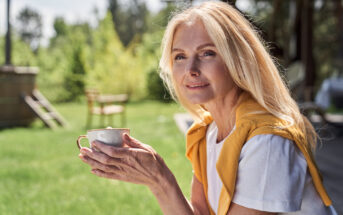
[
  {"x1": 15, "y1": 6, "x2": 42, "y2": 51},
  {"x1": 1, "y1": 2, "x2": 177, "y2": 103},
  {"x1": 146, "y1": 3, "x2": 176, "y2": 31},
  {"x1": 86, "y1": 12, "x2": 140, "y2": 98},
  {"x1": 28, "y1": 11, "x2": 166, "y2": 102},
  {"x1": 49, "y1": 17, "x2": 69, "y2": 47},
  {"x1": 3, "y1": 0, "x2": 341, "y2": 103},
  {"x1": 0, "y1": 35, "x2": 37, "y2": 66},
  {"x1": 108, "y1": 0, "x2": 149, "y2": 46},
  {"x1": 34, "y1": 17, "x2": 74, "y2": 102},
  {"x1": 64, "y1": 45, "x2": 87, "y2": 101},
  {"x1": 239, "y1": 0, "x2": 343, "y2": 91},
  {"x1": 147, "y1": 68, "x2": 172, "y2": 102},
  {"x1": 313, "y1": 1, "x2": 342, "y2": 86},
  {"x1": 53, "y1": 17, "x2": 68, "y2": 37}
]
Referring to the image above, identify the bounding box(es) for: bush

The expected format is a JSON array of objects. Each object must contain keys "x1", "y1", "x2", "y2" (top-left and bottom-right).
[
  {"x1": 64, "y1": 45, "x2": 87, "y2": 101},
  {"x1": 146, "y1": 68, "x2": 172, "y2": 102}
]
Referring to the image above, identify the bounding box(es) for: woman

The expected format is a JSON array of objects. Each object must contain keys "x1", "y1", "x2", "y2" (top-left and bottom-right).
[{"x1": 79, "y1": 2, "x2": 337, "y2": 214}]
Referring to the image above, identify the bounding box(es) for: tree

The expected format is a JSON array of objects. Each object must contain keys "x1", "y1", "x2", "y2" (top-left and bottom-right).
[
  {"x1": 334, "y1": 0, "x2": 343, "y2": 72},
  {"x1": 53, "y1": 17, "x2": 68, "y2": 37},
  {"x1": 64, "y1": 44, "x2": 87, "y2": 101},
  {"x1": 108, "y1": 0, "x2": 149, "y2": 46},
  {"x1": 146, "y1": 68, "x2": 172, "y2": 102},
  {"x1": 302, "y1": 0, "x2": 316, "y2": 100},
  {"x1": 49, "y1": 17, "x2": 69, "y2": 47},
  {"x1": 146, "y1": 2, "x2": 176, "y2": 31},
  {"x1": 15, "y1": 7, "x2": 42, "y2": 51}
]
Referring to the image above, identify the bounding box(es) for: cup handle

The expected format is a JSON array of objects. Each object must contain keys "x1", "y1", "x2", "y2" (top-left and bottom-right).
[{"x1": 77, "y1": 135, "x2": 88, "y2": 149}]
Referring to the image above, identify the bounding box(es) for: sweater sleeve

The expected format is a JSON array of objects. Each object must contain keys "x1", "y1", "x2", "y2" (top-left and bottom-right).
[{"x1": 231, "y1": 134, "x2": 308, "y2": 212}]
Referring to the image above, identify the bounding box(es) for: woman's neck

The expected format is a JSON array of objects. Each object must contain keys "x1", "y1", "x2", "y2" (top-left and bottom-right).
[{"x1": 204, "y1": 88, "x2": 241, "y2": 142}]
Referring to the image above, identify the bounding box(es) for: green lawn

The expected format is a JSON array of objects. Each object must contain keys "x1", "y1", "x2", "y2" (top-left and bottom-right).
[{"x1": 0, "y1": 101, "x2": 192, "y2": 215}]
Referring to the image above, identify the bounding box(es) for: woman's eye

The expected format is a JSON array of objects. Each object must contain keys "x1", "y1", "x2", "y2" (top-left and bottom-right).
[
  {"x1": 203, "y1": 50, "x2": 216, "y2": 57},
  {"x1": 174, "y1": 54, "x2": 185, "y2": 61}
]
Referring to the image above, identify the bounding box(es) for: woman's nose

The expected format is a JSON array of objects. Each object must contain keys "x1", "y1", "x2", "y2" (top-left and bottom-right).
[{"x1": 187, "y1": 57, "x2": 200, "y2": 77}]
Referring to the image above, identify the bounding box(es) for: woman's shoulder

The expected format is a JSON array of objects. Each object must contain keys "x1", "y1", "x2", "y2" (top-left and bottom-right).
[
  {"x1": 233, "y1": 134, "x2": 309, "y2": 212},
  {"x1": 241, "y1": 134, "x2": 306, "y2": 165}
]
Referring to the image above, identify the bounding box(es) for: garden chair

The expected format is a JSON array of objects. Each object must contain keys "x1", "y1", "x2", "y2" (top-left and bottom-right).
[{"x1": 85, "y1": 89, "x2": 128, "y2": 128}]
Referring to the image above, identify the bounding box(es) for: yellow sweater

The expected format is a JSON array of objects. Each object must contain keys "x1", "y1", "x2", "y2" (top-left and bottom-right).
[{"x1": 186, "y1": 93, "x2": 332, "y2": 215}]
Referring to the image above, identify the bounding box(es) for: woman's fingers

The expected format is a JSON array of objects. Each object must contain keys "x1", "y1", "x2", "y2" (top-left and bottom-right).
[
  {"x1": 80, "y1": 147, "x2": 125, "y2": 166},
  {"x1": 79, "y1": 138, "x2": 167, "y2": 187},
  {"x1": 91, "y1": 169, "x2": 124, "y2": 181},
  {"x1": 91, "y1": 169, "x2": 143, "y2": 184},
  {"x1": 90, "y1": 135, "x2": 154, "y2": 159},
  {"x1": 122, "y1": 134, "x2": 157, "y2": 159},
  {"x1": 91, "y1": 169, "x2": 114, "y2": 178},
  {"x1": 81, "y1": 154, "x2": 153, "y2": 185},
  {"x1": 79, "y1": 153, "x2": 122, "y2": 173},
  {"x1": 79, "y1": 153, "x2": 133, "y2": 182},
  {"x1": 122, "y1": 133, "x2": 144, "y2": 149},
  {"x1": 91, "y1": 141, "x2": 132, "y2": 158}
]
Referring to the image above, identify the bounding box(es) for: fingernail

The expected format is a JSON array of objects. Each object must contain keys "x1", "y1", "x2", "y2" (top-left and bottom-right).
[
  {"x1": 92, "y1": 146, "x2": 100, "y2": 152},
  {"x1": 124, "y1": 133, "x2": 130, "y2": 139}
]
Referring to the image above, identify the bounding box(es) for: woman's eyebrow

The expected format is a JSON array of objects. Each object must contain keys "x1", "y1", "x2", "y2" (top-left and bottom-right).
[
  {"x1": 196, "y1": 43, "x2": 215, "y2": 50},
  {"x1": 171, "y1": 43, "x2": 216, "y2": 53},
  {"x1": 171, "y1": 48, "x2": 183, "y2": 53}
]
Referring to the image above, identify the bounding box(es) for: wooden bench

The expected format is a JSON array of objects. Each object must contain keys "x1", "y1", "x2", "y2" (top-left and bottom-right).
[{"x1": 85, "y1": 89, "x2": 128, "y2": 128}]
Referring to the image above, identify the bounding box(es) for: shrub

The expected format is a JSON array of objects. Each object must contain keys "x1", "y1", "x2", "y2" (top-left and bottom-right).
[
  {"x1": 146, "y1": 68, "x2": 172, "y2": 102},
  {"x1": 64, "y1": 45, "x2": 87, "y2": 101}
]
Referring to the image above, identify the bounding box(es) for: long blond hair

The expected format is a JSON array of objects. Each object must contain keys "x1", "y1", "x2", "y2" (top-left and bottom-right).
[{"x1": 159, "y1": 1, "x2": 317, "y2": 152}]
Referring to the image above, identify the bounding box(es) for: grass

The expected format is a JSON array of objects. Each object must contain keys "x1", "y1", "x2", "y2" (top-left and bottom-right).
[{"x1": 0, "y1": 100, "x2": 192, "y2": 215}]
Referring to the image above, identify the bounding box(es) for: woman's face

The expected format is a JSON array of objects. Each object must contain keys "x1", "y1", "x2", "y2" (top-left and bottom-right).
[{"x1": 171, "y1": 20, "x2": 236, "y2": 105}]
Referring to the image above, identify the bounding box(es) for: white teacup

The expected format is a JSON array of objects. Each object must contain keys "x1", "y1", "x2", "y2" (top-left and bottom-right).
[{"x1": 77, "y1": 128, "x2": 130, "y2": 149}]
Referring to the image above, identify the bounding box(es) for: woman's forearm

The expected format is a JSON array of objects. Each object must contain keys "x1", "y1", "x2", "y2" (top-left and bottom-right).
[{"x1": 149, "y1": 169, "x2": 194, "y2": 215}]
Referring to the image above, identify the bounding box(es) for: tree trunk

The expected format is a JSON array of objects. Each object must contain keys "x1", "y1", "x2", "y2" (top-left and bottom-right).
[
  {"x1": 293, "y1": 0, "x2": 303, "y2": 62},
  {"x1": 334, "y1": 0, "x2": 343, "y2": 72},
  {"x1": 5, "y1": 0, "x2": 12, "y2": 65},
  {"x1": 268, "y1": 0, "x2": 284, "y2": 58},
  {"x1": 302, "y1": 0, "x2": 315, "y2": 101},
  {"x1": 269, "y1": 0, "x2": 282, "y2": 43}
]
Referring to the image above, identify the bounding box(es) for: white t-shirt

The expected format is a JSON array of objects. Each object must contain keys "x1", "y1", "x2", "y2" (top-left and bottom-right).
[{"x1": 206, "y1": 121, "x2": 337, "y2": 215}]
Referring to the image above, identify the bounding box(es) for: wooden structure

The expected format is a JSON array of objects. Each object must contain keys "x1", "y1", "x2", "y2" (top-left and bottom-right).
[
  {"x1": 0, "y1": 66, "x2": 38, "y2": 127},
  {"x1": 23, "y1": 89, "x2": 67, "y2": 129},
  {"x1": 85, "y1": 89, "x2": 128, "y2": 128},
  {"x1": 0, "y1": 65, "x2": 67, "y2": 129},
  {"x1": 0, "y1": 0, "x2": 66, "y2": 129}
]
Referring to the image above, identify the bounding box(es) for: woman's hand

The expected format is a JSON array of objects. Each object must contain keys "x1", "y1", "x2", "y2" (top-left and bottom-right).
[
  {"x1": 79, "y1": 133, "x2": 199, "y2": 215},
  {"x1": 79, "y1": 133, "x2": 171, "y2": 189}
]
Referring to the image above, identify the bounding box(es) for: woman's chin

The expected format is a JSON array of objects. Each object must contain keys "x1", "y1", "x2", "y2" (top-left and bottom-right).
[{"x1": 186, "y1": 97, "x2": 210, "y2": 105}]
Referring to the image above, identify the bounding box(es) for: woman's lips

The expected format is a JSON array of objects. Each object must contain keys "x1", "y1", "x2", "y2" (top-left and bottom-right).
[{"x1": 186, "y1": 83, "x2": 210, "y2": 89}]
